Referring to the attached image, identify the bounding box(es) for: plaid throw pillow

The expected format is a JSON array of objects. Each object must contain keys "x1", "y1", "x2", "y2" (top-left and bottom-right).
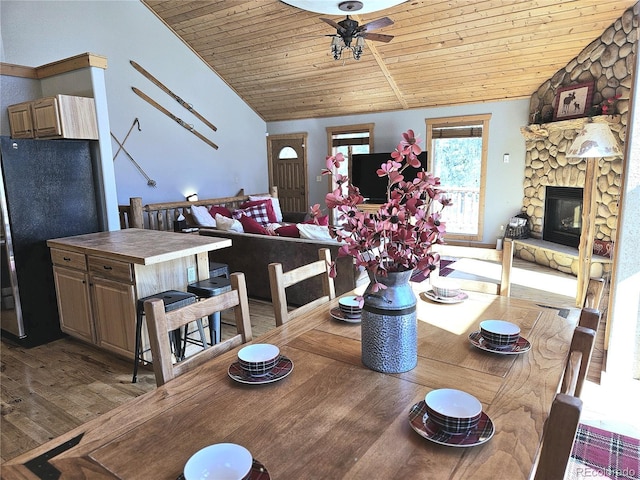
[{"x1": 232, "y1": 204, "x2": 270, "y2": 226}]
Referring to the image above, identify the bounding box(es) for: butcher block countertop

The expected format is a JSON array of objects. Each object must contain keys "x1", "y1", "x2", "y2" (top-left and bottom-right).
[{"x1": 46, "y1": 228, "x2": 232, "y2": 265}]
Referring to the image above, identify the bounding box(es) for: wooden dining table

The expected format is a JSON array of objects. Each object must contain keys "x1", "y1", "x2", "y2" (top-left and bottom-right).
[{"x1": 2, "y1": 288, "x2": 578, "y2": 480}]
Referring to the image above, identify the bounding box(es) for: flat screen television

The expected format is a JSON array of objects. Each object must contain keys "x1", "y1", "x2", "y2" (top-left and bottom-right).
[{"x1": 351, "y1": 152, "x2": 428, "y2": 203}]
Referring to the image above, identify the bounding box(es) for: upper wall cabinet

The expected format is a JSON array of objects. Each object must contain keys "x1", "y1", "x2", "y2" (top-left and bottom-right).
[{"x1": 7, "y1": 95, "x2": 98, "y2": 140}]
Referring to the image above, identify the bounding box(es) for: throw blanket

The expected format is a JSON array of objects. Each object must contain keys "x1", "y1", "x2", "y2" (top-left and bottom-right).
[{"x1": 567, "y1": 423, "x2": 640, "y2": 480}]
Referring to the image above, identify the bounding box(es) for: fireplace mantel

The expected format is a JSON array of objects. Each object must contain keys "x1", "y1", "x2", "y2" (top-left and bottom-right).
[{"x1": 520, "y1": 115, "x2": 621, "y2": 140}]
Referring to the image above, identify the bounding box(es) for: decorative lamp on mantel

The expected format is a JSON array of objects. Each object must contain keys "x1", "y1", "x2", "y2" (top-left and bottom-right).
[{"x1": 566, "y1": 120, "x2": 623, "y2": 307}]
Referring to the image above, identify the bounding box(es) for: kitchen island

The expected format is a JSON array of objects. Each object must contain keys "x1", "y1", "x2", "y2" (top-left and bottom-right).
[{"x1": 47, "y1": 228, "x2": 231, "y2": 359}]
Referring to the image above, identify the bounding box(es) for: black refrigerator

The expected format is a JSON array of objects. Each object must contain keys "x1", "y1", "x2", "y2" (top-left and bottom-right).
[{"x1": 0, "y1": 136, "x2": 104, "y2": 347}]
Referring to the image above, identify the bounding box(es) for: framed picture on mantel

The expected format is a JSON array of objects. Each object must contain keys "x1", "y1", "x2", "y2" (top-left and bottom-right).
[{"x1": 553, "y1": 82, "x2": 594, "y2": 121}]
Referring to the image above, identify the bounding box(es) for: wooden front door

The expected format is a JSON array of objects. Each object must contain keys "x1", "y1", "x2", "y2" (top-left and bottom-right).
[{"x1": 267, "y1": 133, "x2": 308, "y2": 214}]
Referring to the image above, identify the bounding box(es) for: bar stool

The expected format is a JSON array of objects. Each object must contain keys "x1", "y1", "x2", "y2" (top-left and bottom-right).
[
  {"x1": 187, "y1": 277, "x2": 232, "y2": 345},
  {"x1": 132, "y1": 290, "x2": 199, "y2": 383},
  {"x1": 209, "y1": 261, "x2": 230, "y2": 279}
]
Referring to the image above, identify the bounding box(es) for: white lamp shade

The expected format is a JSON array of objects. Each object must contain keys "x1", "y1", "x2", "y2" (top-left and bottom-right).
[{"x1": 566, "y1": 123, "x2": 623, "y2": 158}]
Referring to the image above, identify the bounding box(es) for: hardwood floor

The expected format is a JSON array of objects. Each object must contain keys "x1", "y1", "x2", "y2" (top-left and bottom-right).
[{"x1": 0, "y1": 258, "x2": 632, "y2": 464}]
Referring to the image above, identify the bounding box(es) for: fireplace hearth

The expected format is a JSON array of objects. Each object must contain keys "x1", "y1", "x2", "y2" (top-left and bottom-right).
[{"x1": 543, "y1": 186, "x2": 583, "y2": 248}]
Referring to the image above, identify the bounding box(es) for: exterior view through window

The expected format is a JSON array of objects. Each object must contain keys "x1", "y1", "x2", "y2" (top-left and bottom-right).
[{"x1": 426, "y1": 114, "x2": 490, "y2": 241}]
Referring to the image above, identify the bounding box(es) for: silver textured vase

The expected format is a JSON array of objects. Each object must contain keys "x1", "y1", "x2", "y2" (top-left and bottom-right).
[{"x1": 361, "y1": 269, "x2": 417, "y2": 373}]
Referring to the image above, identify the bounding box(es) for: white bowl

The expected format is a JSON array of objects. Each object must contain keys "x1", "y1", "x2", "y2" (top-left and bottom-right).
[
  {"x1": 184, "y1": 443, "x2": 252, "y2": 480},
  {"x1": 238, "y1": 343, "x2": 279, "y2": 363}
]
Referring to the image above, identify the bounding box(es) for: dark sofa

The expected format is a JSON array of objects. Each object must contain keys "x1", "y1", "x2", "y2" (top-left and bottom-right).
[{"x1": 199, "y1": 228, "x2": 365, "y2": 305}]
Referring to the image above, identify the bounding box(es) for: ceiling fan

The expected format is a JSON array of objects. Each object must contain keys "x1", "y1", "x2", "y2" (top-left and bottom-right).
[{"x1": 320, "y1": 14, "x2": 394, "y2": 60}]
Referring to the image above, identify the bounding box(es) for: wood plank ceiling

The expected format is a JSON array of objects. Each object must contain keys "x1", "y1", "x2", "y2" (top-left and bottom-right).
[{"x1": 142, "y1": 0, "x2": 637, "y2": 122}]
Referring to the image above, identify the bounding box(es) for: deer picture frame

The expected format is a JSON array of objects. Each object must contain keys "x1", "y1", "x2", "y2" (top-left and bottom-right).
[{"x1": 553, "y1": 82, "x2": 594, "y2": 121}]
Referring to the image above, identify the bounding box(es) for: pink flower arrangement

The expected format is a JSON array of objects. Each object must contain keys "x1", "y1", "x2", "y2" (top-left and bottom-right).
[{"x1": 311, "y1": 129, "x2": 450, "y2": 292}]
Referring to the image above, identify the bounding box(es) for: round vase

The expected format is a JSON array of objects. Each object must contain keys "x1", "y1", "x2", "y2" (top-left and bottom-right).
[{"x1": 361, "y1": 269, "x2": 417, "y2": 373}]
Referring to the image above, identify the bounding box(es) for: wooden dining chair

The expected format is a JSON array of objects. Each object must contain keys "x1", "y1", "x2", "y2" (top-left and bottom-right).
[
  {"x1": 533, "y1": 392, "x2": 583, "y2": 480},
  {"x1": 144, "y1": 272, "x2": 252, "y2": 387},
  {"x1": 269, "y1": 248, "x2": 335, "y2": 327},
  {"x1": 561, "y1": 325, "x2": 597, "y2": 397},
  {"x1": 532, "y1": 321, "x2": 592, "y2": 479},
  {"x1": 431, "y1": 238, "x2": 513, "y2": 296},
  {"x1": 583, "y1": 277, "x2": 605, "y2": 310},
  {"x1": 578, "y1": 307, "x2": 601, "y2": 332}
]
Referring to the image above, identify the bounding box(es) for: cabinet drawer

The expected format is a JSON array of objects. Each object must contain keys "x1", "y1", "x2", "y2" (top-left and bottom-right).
[
  {"x1": 88, "y1": 256, "x2": 133, "y2": 283},
  {"x1": 50, "y1": 248, "x2": 87, "y2": 271}
]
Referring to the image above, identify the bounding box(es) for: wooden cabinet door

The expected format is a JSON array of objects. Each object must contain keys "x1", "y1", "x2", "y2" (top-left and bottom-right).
[
  {"x1": 91, "y1": 276, "x2": 136, "y2": 359},
  {"x1": 52, "y1": 266, "x2": 95, "y2": 343},
  {"x1": 32, "y1": 97, "x2": 62, "y2": 137},
  {"x1": 7, "y1": 102, "x2": 34, "y2": 138}
]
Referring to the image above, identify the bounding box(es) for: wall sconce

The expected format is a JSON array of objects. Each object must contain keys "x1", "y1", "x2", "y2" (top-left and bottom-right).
[{"x1": 186, "y1": 193, "x2": 199, "y2": 202}]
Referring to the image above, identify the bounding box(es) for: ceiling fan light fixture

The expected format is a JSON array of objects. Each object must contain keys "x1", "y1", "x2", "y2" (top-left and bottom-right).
[
  {"x1": 281, "y1": 0, "x2": 405, "y2": 15},
  {"x1": 339, "y1": 1, "x2": 363, "y2": 11}
]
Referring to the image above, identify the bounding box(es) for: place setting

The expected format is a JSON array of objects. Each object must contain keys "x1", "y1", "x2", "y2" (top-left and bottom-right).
[
  {"x1": 468, "y1": 319, "x2": 531, "y2": 355},
  {"x1": 420, "y1": 278, "x2": 468, "y2": 304},
  {"x1": 228, "y1": 343, "x2": 293, "y2": 385},
  {"x1": 409, "y1": 388, "x2": 495, "y2": 447},
  {"x1": 180, "y1": 442, "x2": 270, "y2": 480},
  {"x1": 330, "y1": 295, "x2": 362, "y2": 323}
]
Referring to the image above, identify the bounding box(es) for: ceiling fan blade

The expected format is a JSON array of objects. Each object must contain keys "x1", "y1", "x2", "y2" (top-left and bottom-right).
[
  {"x1": 361, "y1": 32, "x2": 394, "y2": 43},
  {"x1": 361, "y1": 16, "x2": 393, "y2": 32},
  {"x1": 320, "y1": 17, "x2": 345, "y2": 32}
]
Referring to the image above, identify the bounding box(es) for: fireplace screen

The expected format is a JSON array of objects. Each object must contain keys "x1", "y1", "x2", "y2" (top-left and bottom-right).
[{"x1": 543, "y1": 186, "x2": 583, "y2": 248}]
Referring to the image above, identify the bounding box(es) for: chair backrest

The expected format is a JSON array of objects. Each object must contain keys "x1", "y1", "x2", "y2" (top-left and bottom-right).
[
  {"x1": 144, "y1": 272, "x2": 252, "y2": 387},
  {"x1": 561, "y1": 320, "x2": 598, "y2": 398},
  {"x1": 431, "y1": 239, "x2": 513, "y2": 296},
  {"x1": 269, "y1": 248, "x2": 335, "y2": 327},
  {"x1": 578, "y1": 307, "x2": 601, "y2": 332},
  {"x1": 583, "y1": 277, "x2": 605, "y2": 310},
  {"x1": 532, "y1": 392, "x2": 583, "y2": 480}
]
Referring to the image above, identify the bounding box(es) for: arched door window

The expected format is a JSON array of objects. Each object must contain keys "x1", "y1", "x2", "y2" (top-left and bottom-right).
[{"x1": 278, "y1": 146, "x2": 298, "y2": 160}]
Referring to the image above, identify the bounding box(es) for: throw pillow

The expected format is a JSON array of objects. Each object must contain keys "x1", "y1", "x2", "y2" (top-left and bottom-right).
[
  {"x1": 190, "y1": 205, "x2": 216, "y2": 227},
  {"x1": 238, "y1": 214, "x2": 268, "y2": 235},
  {"x1": 209, "y1": 205, "x2": 232, "y2": 218},
  {"x1": 215, "y1": 213, "x2": 243, "y2": 233},
  {"x1": 240, "y1": 199, "x2": 277, "y2": 223},
  {"x1": 232, "y1": 203, "x2": 270, "y2": 226},
  {"x1": 249, "y1": 195, "x2": 283, "y2": 222},
  {"x1": 275, "y1": 224, "x2": 300, "y2": 238},
  {"x1": 296, "y1": 223, "x2": 334, "y2": 241}
]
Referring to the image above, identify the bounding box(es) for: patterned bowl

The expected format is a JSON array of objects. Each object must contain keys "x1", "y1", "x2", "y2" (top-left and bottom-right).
[
  {"x1": 338, "y1": 295, "x2": 362, "y2": 318},
  {"x1": 237, "y1": 343, "x2": 280, "y2": 376},
  {"x1": 425, "y1": 388, "x2": 482, "y2": 434},
  {"x1": 430, "y1": 278, "x2": 461, "y2": 298},
  {"x1": 184, "y1": 443, "x2": 252, "y2": 480},
  {"x1": 480, "y1": 320, "x2": 521, "y2": 347}
]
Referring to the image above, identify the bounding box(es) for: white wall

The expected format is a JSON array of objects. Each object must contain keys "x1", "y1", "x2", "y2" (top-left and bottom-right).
[
  {"x1": 267, "y1": 99, "x2": 529, "y2": 244},
  {"x1": 0, "y1": 0, "x2": 268, "y2": 205}
]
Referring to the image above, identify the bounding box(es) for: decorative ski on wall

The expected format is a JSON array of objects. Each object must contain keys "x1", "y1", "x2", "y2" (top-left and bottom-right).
[
  {"x1": 132, "y1": 87, "x2": 219, "y2": 150},
  {"x1": 130, "y1": 60, "x2": 217, "y2": 132}
]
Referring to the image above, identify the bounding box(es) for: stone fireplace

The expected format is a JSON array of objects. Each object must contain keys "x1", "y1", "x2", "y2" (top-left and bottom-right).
[
  {"x1": 517, "y1": 116, "x2": 622, "y2": 278},
  {"x1": 514, "y1": 7, "x2": 635, "y2": 279}
]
